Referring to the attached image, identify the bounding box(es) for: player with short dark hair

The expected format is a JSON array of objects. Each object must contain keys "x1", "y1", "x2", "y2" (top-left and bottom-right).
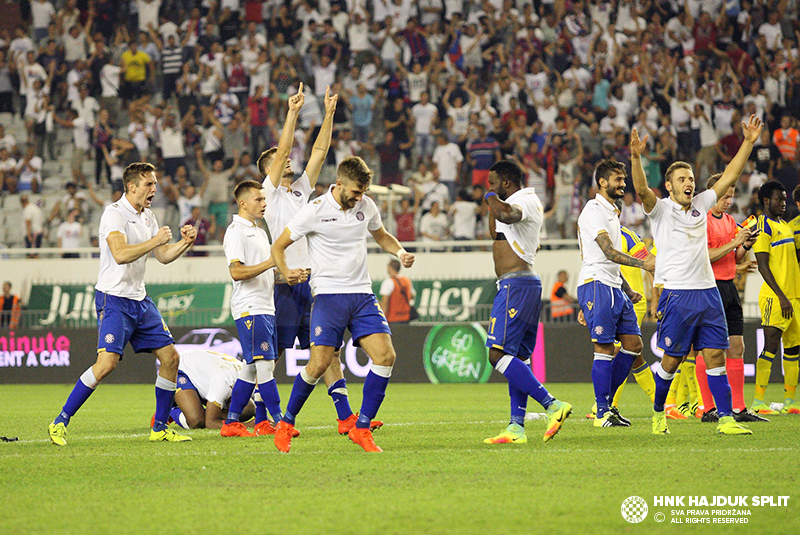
[
  {"x1": 750, "y1": 180, "x2": 800, "y2": 415},
  {"x1": 219, "y1": 180, "x2": 307, "y2": 437},
  {"x1": 577, "y1": 159, "x2": 655, "y2": 427},
  {"x1": 630, "y1": 115, "x2": 763, "y2": 436},
  {"x1": 482, "y1": 160, "x2": 573, "y2": 444},
  {"x1": 270, "y1": 156, "x2": 414, "y2": 452},
  {"x1": 49, "y1": 162, "x2": 198, "y2": 445}
]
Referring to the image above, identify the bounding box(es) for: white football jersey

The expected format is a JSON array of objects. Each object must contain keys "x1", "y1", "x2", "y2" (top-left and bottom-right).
[
  {"x1": 578, "y1": 194, "x2": 623, "y2": 288},
  {"x1": 286, "y1": 186, "x2": 382, "y2": 295},
  {"x1": 95, "y1": 195, "x2": 158, "y2": 300},
  {"x1": 495, "y1": 187, "x2": 544, "y2": 267},
  {"x1": 177, "y1": 349, "x2": 243, "y2": 408},
  {"x1": 223, "y1": 214, "x2": 275, "y2": 318},
  {"x1": 263, "y1": 171, "x2": 312, "y2": 269},
  {"x1": 646, "y1": 189, "x2": 717, "y2": 290}
]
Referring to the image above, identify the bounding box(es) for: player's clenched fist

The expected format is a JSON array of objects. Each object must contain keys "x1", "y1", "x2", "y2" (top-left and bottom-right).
[
  {"x1": 285, "y1": 268, "x2": 308, "y2": 285},
  {"x1": 155, "y1": 226, "x2": 172, "y2": 245},
  {"x1": 180, "y1": 225, "x2": 198, "y2": 244},
  {"x1": 398, "y1": 250, "x2": 415, "y2": 268}
]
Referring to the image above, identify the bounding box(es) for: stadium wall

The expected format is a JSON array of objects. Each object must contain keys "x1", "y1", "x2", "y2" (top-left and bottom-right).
[{"x1": 0, "y1": 321, "x2": 783, "y2": 385}]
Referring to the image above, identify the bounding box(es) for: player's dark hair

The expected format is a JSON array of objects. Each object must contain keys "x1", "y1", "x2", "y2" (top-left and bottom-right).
[
  {"x1": 758, "y1": 180, "x2": 786, "y2": 206},
  {"x1": 122, "y1": 162, "x2": 156, "y2": 191},
  {"x1": 706, "y1": 173, "x2": 723, "y2": 190},
  {"x1": 234, "y1": 180, "x2": 262, "y2": 201},
  {"x1": 388, "y1": 259, "x2": 401, "y2": 272},
  {"x1": 664, "y1": 161, "x2": 693, "y2": 184},
  {"x1": 594, "y1": 159, "x2": 627, "y2": 187},
  {"x1": 793, "y1": 184, "x2": 800, "y2": 205},
  {"x1": 489, "y1": 160, "x2": 524, "y2": 188},
  {"x1": 338, "y1": 156, "x2": 373, "y2": 187},
  {"x1": 257, "y1": 147, "x2": 278, "y2": 178}
]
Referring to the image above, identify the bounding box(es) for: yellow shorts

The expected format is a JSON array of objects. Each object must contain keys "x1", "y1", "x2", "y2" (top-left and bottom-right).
[{"x1": 759, "y1": 296, "x2": 800, "y2": 348}]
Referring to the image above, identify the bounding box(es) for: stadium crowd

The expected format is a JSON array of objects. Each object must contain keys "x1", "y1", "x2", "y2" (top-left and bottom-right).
[{"x1": 0, "y1": 0, "x2": 799, "y2": 251}]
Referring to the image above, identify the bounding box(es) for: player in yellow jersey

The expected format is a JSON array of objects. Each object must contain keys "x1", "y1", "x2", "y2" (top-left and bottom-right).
[{"x1": 751, "y1": 181, "x2": 800, "y2": 415}]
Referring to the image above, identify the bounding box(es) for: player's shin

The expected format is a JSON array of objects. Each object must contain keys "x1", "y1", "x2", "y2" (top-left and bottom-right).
[
  {"x1": 631, "y1": 361, "x2": 656, "y2": 402},
  {"x1": 754, "y1": 351, "x2": 776, "y2": 402},
  {"x1": 54, "y1": 367, "x2": 101, "y2": 426},
  {"x1": 508, "y1": 359, "x2": 530, "y2": 426},
  {"x1": 609, "y1": 349, "x2": 637, "y2": 406},
  {"x1": 154, "y1": 375, "x2": 177, "y2": 431},
  {"x1": 283, "y1": 367, "x2": 319, "y2": 425},
  {"x1": 783, "y1": 351, "x2": 799, "y2": 402},
  {"x1": 705, "y1": 366, "x2": 733, "y2": 417},
  {"x1": 358, "y1": 364, "x2": 392, "y2": 428},
  {"x1": 653, "y1": 364, "x2": 676, "y2": 412},
  {"x1": 591, "y1": 353, "x2": 614, "y2": 418},
  {"x1": 255, "y1": 359, "x2": 282, "y2": 423},
  {"x1": 496, "y1": 355, "x2": 554, "y2": 409}
]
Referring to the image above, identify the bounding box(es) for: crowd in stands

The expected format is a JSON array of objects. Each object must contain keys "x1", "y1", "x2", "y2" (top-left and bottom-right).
[{"x1": 0, "y1": 0, "x2": 799, "y2": 252}]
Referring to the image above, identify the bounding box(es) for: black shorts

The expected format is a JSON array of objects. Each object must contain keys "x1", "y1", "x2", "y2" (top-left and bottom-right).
[{"x1": 716, "y1": 279, "x2": 743, "y2": 336}]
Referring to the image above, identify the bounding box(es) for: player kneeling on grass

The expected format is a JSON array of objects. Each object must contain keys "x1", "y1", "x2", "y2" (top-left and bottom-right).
[
  {"x1": 270, "y1": 157, "x2": 414, "y2": 453},
  {"x1": 165, "y1": 349, "x2": 257, "y2": 429},
  {"x1": 48, "y1": 162, "x2": 197, "y2": 445},
  {"x1": 482, "y1": 160, "x2": 572, "y2": 444},
  {"x1": 219, "y1": 180, "x2": 307, "y2": 439}
]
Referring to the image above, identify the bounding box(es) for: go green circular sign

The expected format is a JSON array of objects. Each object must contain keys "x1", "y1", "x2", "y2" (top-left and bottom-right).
[{"x1": 422, "y1": 323, "x2": 492, "y2": 384}]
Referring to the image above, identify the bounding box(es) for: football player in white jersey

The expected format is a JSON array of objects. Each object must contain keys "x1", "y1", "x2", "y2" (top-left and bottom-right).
[
  {"x1": 270, "y1": 156, "x2": 414, "y2": 452},
  {"x1": 170, "y1": 349, "x2": 257, "y2": 430},
  {"x1": 219, "y1": 180, "x2": 307, "y2": 438},
  {"x1": 576, "y1": 159, "x2": 655, "y2": 428},
  {"x1": 481, "y1": 161, "x2": 573, "y2": 444},
  {"x1": 630, "y1": 115, "x2": 763, "y2": 436},
  {"x1": 49, "y1": 162, "x2": 197, "y2": 445},
  {"x1": 257, "y1": 84, "x2": 381, "y2": 434}
]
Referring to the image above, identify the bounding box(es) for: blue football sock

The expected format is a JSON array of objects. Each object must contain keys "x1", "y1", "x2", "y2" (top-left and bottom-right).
[
  {"x1": 509, "y1": 381, "x2": 528, "y2": 427},
  {"x1": 153, "y1": 376, "x2": 177, "y2": 432},
  {"x1": 496, "y1": 356, "x2": 554, "y2": 409},
  {"x1": 55, "y1": 368, "x2": 99, "y2": 426},
  {"x1": 254, "y1": 399, "x2": 268, "y2": 424},
  {"x1": 591, "y1": 353, "x2": 614, "y2": 418},
  {"x1": 283, "y1": 370, "x2": 318, "y2": 425},
  {"x1": 706, "y1": 368, "x2": 733, "y2": 417},
  {"x1": 258, "y1": 379, "x2": 282, "y2": 424},
  {"x1": 169, "y1": 407, "x2": 188, "y2": 428},
  {"x1": 609, "y1": 349, "x2": 637, "y2": 402},
  {"x1": 328, "y1": 378, "x2": 354, "y2": 420},
  {"x1": 226, "y1": 379, "x2": 255, "y2": 424},
  {"x1": 653, "y1": 365, "x2": 675, "y2": 412},
  {"x1": 357, "y1": 367, "x2": 392, "y2": 428}
]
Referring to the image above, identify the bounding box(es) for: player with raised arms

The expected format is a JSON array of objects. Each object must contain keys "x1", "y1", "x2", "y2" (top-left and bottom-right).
[
  {"x1": 482, "y1": 160, "x2": 573, "y2": 444},
  {"x1": 257, "y1": 84, "x2": 381, "y2": 434},
  {"x1": 270, "y1": 156, "x2": 413, "y2": 452},
  {"x1": 576, "y1": 159, "x2": 655, "y2": 427},
  {"x1": 48, "y1": 162, "x2": 197, "y2": 445},
  {"x1": 630, "y1": 115, "x2": 763, "y2": 436}
]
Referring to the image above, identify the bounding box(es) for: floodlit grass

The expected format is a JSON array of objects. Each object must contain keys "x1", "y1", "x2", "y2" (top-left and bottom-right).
[{"x1": 0, "y1": 383, "x2": 796, "y2": 535}]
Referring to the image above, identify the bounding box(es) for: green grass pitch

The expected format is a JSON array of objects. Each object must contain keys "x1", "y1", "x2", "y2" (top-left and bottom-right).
[{"x1": 0, "y1": 383, "x2": 796, "y2": 535}]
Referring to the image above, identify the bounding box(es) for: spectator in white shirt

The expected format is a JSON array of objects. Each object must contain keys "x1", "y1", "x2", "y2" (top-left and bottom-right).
[
  {"x1": 419, "y1": 200, "x2": 449, "y2": 250},
  {"x1": 57, "y1": 208, "x2": 84, "y2": 257},
  {"x1": 619, "y1": 191, "x2": 647, "y2": 237}
]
